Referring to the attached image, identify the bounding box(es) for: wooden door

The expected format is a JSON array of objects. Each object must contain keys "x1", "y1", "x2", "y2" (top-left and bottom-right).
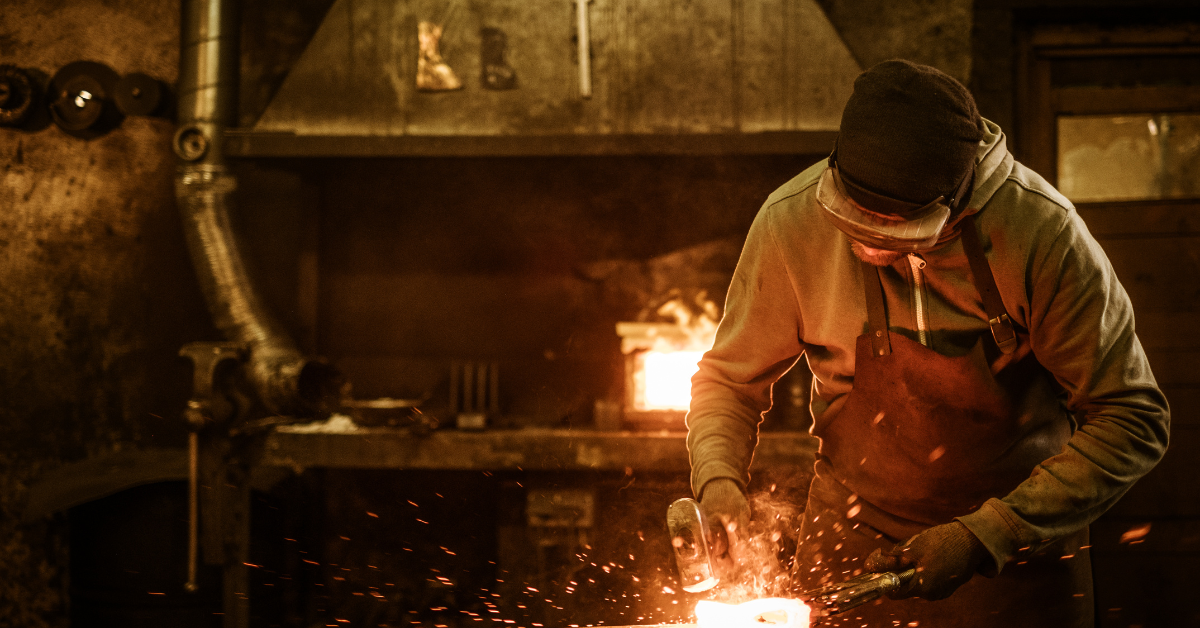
[{"x1": 1017, "y1": 23, "x2": 1200, "y2": 628}]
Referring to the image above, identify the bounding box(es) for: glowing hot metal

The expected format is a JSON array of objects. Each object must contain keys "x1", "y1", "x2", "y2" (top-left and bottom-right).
[{"x1": 695, "y1": 598, "x2": 810, "y2": 628}]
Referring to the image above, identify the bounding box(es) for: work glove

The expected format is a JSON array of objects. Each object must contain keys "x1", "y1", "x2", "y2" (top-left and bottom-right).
[
  {"x1": 698, "y1": 478, "x2": 751, "y2": 563},
  {"x1": 699, "y1": 478, "x2": 750, "y2": 537},
  {"x1": 863, "y1": 520, "x2": 991, "y2": 601}
]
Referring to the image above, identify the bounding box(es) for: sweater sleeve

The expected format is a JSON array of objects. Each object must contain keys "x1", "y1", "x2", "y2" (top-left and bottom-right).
[
  {"x1": 686, "y1": 206, "x2": 805, "y2": 498},
  {"x1": 957, "y1": 209, "x2": 1170, "y2": 573}
]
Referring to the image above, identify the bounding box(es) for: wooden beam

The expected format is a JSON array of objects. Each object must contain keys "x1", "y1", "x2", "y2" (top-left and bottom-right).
[
  {"x1": 224, "y1": 130, "x2": 839, "y2": 157},
  {"x1": 1053, "y1": 86, "x2": 1200, "y2": 115}
]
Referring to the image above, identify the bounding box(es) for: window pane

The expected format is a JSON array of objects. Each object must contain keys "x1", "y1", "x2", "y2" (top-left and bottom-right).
[{"x1": 1057, "y1": 113, "x2": 1200, "y2": 202}]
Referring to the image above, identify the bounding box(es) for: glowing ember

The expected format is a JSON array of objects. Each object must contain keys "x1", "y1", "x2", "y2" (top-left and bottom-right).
[
  {"x1": 1120, "y1": 523, "x2": 1151, "y2": 544},
  {"x1": 695, "y1": 598, "x2": 810, "y2": 628}
]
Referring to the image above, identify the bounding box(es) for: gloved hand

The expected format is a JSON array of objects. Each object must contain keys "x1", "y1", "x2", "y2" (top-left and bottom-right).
[
  {"x1": 698, "y1": 478, "x2": 751, "y2": 557},
  {"x1": 699, "y1": 478, "x2": 750, "y2": 535},
  {"x1": 864, "y1": 521, "x2": 992, "y2": 601}
]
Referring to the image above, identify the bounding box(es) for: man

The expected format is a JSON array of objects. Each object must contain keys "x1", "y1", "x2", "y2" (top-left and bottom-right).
[{"x1": 685, "y1": 60, "x2": 1169, "y2": 627}]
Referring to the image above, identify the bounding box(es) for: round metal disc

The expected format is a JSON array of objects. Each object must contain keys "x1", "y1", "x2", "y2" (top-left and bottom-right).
[
  {"x1": 114, "y1": 72, "x2": 163, "y2": 116},
  {"x1": 48, "y1": 60, "x2": 121, "y2": 136},
  {"x1": 51, "y1": 74, "x2": 104, "y2": 131},
  {"x1": 0, "y1": 64, "x2": 35, "y2": 126}
]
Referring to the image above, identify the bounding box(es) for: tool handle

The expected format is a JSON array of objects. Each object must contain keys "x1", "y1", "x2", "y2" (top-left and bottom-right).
[
  {"x1": 185, "y1": 431, "x2": 199, "y2": 593},
  {"x1": 801, "y1": 568, "x2": 916, "y2": 617}
]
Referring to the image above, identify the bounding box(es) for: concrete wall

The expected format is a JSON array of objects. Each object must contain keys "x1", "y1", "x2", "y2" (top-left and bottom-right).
[{"x1": 0, "y1": 1, "x2": 214, "y2": 624}]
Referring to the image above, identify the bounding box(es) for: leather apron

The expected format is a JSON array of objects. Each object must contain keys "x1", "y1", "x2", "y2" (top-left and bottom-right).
[{"x1": 793, "y1": 217, "x2": 1094, "y2": 627}]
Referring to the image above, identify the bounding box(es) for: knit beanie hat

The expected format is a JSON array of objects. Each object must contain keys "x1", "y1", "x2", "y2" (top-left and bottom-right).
[{"x1": 836, "y1": 60, "x2": 983, "y2": 214}]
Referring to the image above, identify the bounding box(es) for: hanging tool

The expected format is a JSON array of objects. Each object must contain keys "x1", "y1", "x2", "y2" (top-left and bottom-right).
[{"x1": 575, "y1": 0, "x2": 592, "y2": 98}]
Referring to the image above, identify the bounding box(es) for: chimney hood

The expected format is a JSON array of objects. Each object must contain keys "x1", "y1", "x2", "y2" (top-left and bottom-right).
[{"x1": 227, "y1": 0, "x2": 861, "y2": 157}]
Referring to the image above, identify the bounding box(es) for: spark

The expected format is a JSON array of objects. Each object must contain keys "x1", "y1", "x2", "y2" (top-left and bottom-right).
[
  {"x1": 873, "y1": 412, "x2": 885, "y2": 424},
  {"x1": 367, "y1": 511, "x2": 379, "y2": 518},
  {"x1": 847, "y1": 504, "x2": 862, "y2": 518},
  {"x1": 1120, "y1": 523, "x2": 1151, "y2": 544}
]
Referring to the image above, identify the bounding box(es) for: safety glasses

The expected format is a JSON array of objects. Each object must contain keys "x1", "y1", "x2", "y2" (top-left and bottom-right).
[{"x1": 815, "y1": 165, "x2": 954, "y2": 252}]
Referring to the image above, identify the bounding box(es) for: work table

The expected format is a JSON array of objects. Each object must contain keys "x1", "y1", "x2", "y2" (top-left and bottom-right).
[{"x1": 262, "y1": 424, "x2": 818, "y2": 473}]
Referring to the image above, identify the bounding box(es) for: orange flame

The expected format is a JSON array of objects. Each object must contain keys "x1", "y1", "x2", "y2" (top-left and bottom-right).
[{"x1": 618, "y1": 296, "x2": 720, "y2": 412}]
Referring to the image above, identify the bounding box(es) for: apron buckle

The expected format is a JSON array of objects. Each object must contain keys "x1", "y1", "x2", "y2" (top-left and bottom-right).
[{"x1": 989, "y1": 313, "x2": 1017, "y2": 353}]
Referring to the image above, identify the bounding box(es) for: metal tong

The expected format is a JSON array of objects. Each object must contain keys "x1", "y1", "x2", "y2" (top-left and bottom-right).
[{"x1": 799, "y1": 568, "x2": 916, "y2": 617}]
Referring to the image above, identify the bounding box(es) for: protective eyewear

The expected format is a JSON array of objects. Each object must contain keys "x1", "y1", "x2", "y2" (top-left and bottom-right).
[{"x1": 815, "y1": 155, "x2": 972, "y2": 252}]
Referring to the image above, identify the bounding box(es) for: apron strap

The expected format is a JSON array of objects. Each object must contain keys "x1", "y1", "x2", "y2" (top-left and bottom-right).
[
  {"x1": 861, "y1": 260, "x2": 892, "y2": 357},
  {"x1": 959, "y1": 214, "x2": 1018, "y2": 354},
  {"x1": 858, "y1": 214, "x2": 1017, "y2": 357}
]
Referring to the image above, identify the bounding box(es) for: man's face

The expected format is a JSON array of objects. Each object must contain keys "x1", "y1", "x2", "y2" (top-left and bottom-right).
[
  {"x1": 850, "y1": 240, "x2": 906, "y2": 267},
  {"x1": 836, "y1": 185, "x2": 913, "y2": 266}
]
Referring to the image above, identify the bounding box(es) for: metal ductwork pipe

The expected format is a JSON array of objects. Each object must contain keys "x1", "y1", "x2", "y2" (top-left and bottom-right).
[{"x1": 174, "y1": 0, "x2": 340, "y2": 416}]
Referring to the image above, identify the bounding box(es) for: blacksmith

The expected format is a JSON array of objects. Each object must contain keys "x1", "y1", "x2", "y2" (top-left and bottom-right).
[{"x1": 685, "y1": 59, "x2": 1170, "y2": 627}]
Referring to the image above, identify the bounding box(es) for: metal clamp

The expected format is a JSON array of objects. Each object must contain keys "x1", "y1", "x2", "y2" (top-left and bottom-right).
[{"x1": 179, "y1": 341, "x2": 245, "y2": 594}]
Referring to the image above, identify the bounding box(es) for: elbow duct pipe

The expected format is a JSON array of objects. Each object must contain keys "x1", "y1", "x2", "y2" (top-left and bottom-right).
[{"x1": 174, "y1": 0, "x2": 339, "y2": 416}]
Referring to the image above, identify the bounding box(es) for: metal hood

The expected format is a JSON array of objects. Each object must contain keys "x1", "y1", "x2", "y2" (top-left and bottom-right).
[{"x1": 243, "y1": 0, "x2": 862, "y2": 145}]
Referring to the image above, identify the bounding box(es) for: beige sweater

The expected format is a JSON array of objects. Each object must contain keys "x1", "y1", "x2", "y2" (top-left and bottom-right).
[{"x1": 686, "y1": 119, "x2": 1170, "y2": 572}]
